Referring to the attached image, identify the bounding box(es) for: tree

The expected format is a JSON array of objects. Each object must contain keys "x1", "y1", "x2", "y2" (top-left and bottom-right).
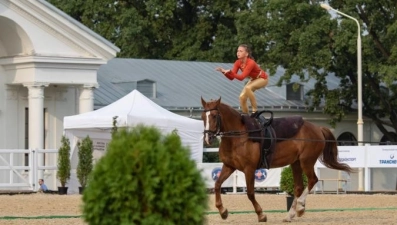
[
  {"x1": 77, "y1": 135, "x2": 94, "y2": 189},
  {"x1": 327, "y1": 0, "x2": 397, "y2": 143},
  {"x1": 57, "y1": 136, "x2": 71, "y2": 188},
  {"x1": 245, "y1": 0, "x2": 397, "y2": 143},
  {"x1": 48, "y1": 0, "x2": 397, "y2": 141},
  {"x1": 47, "y1": 0, "x2": 247, "y2": 61}
]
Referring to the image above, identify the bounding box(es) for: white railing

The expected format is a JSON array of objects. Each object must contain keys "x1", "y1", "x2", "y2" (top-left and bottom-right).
[
  {"x1": 0, "y1": 149, "x2": 58, "y2": 191},
  {"x1": 0, "y1": 149, "x2": 31, "y2": 189},
  {"x1": 2, "y1": 146, "x2": 396, "y2": 192}
]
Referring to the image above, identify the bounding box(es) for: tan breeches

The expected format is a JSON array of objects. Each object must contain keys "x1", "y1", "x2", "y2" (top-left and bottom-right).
[{"x1": 239, "y1": 78, "x2": 268, "y2": 113}]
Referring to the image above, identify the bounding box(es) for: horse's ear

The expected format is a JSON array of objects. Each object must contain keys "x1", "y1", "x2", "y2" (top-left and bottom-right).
[
  {"x1": 216, "y1": 97, "x2": 221, "y2": 106},
  {"x1": 201, "y1": 96, "x2": 206, "y2": 107}
]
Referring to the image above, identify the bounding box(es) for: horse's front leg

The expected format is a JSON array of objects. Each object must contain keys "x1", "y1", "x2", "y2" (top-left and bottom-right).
[
  {"x1": 245, "y1": 169, "x2": 267, "y2": 222},
  {"x1": 215, "y1": 165, "x2": 235, "y2": 220}
]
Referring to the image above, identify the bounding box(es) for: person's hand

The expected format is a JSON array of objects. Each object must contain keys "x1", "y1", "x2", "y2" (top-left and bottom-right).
[{"x1": 216, "y1": 67, "x2": 229, "y2": 74}]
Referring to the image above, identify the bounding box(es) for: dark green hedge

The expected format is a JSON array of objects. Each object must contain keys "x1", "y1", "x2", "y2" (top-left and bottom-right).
[
  {"x1": 82, "y1": 125, "x2": 208, "y2": 225},
  {"x1": 279, "y1": 165, "x2": 308, "y2": 196}
]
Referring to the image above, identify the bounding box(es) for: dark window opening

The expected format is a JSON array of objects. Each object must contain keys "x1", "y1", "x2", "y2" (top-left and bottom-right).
[
  {"x1": 286, "y1": 83, "x2": 303, "y2": 101},
  {"x1": 337, "y1": 132, "x2": 357, "y2": 146},
  {"x1": 380, "y1": 132, "x2": 397, "y2": 145}
]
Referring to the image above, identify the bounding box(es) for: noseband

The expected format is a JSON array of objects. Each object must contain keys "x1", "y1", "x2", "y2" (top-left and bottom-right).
[{"x1": 203, "y1": 108, "x2": 221, "y2": 136}]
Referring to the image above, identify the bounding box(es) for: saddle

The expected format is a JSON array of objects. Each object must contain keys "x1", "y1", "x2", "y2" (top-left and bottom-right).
[{"x1": 241, "y1": 111, "x2": 304, "y2": 169}]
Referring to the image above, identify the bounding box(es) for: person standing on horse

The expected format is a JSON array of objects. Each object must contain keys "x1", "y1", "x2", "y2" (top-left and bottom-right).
[{"x1": 216, "y1": 44, "x2": 269, "y2": 116}]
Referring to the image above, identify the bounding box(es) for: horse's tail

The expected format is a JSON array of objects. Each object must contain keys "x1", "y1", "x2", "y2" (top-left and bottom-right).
[{"x1": 320, "y1": 127, "x2": 353, "y2": 173}]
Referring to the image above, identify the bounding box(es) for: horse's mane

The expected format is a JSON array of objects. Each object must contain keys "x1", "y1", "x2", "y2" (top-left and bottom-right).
[
  {"x1": 204, "y1": 98, "x2": 241, "y2": 117},
  {"x1": 218, "y1": 102, "x2": 241, "y2": 117}
]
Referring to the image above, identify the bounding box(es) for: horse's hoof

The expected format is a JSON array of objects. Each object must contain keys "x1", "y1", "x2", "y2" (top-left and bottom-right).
[
  {"x1": 296, "y1": 205, "x2": 305, "y2": 217},
  {"x1": 296, "y1": 209, "x2": 305, "y2": 217},
  {"x1": 282, "y1": 218, "x2": 292, "y2": 223},
  {"x1": 220, "y1": 209, "x2": 228, "y2": 220},
  {"x1": 258, "y1": 214, "x2": 267, "y2": 222}
]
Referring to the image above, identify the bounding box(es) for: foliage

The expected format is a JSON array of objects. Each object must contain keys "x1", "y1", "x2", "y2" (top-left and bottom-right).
[
  {"x1": 48, "y1": 0, "x2": 397, "y2": 141},
  {"x1": 202, "y1": 152, "x2": 220, "y2": 163},
  {"x1": 77, "y1": 136, "x2": 94, "y2": 188},
  {"x1": 279, "y1": 166, "x2": 308, "y2": 196},
  {"x1": 111, "y1": 116, "x2": 118, "y2": 138},
  {"x1": 57, "y1": 136, "x2": 71, "y2": 187},
  {"x1": 47, "y1": 0, "x2": 246, "y2": 62},
  {"x1": 82, "y1": 125, "x2": 208, "y2": 225},
  {"x1": 257, "y1": 0, "x2": 397, "y2": 142},
  {"x1": 203, "y1": 137, "x2": 220, "y2": 162}
]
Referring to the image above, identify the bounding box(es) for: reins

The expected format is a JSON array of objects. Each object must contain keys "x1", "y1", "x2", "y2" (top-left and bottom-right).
[
  {"x1": 217, "y1": 129, "x2": 252, "y2": 137},
  {"x1": 203, "y1": 107, "x2": 263, "y2": 137}
]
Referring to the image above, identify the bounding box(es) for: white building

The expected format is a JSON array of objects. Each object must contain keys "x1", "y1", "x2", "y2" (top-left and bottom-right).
[
  {"x1": 0, "y1": 0, "x2": 119, "y2": 151},
  {"x1": 0, "y1": 0, "x2": 118, "y2": 191}
]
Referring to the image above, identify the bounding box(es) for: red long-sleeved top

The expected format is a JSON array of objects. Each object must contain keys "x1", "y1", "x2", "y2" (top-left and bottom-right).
[{"x1": 224, "y1": 58, "x2": 268, "y2": 81}]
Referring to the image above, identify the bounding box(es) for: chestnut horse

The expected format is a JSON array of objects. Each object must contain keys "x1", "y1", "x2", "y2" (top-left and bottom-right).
[{"x1": 201, "y1": 97, "x2": 352, "y2": 222}]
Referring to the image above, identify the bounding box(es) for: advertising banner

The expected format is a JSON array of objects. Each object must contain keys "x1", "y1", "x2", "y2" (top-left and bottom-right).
[
  {"x1": 196, "y1": 163, "x2": 234, "y2": 188},
  {"x1": 315, "y1": 146, "x2": 366, "y2": 168},
  {"x1": 366, "y1": 146, "x2": 397, "y2": 168},
  {"x1": 196, "y1": 163, "x2": 282, "y2": 188},
  {"x1": 236, "y1": 167, "x2": 283, "y2": 188}
]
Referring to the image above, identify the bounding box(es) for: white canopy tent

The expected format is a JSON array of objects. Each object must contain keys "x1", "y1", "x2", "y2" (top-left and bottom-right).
[{"x1": 63, "y1": 90, "x2": 204, "y2": 193}]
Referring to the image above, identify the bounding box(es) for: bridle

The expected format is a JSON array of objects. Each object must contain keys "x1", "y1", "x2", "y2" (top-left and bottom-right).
[
  {"x1": 203, "y1": 107, "x2": 251, "y2": 137},
  {"x1": 203, "y1": 108, "x2": 221, "y2": 136}
]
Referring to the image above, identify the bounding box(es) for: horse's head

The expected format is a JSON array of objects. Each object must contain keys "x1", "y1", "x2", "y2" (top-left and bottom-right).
[{"x1": 201, "y1": 97, "x2": 221, "y2": 145}]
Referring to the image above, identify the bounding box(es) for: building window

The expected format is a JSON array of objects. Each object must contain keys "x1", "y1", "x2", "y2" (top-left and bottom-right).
[
  {"x1": 286, "y1": 83, "x2": 303, "y2": 100},
  {"x1": 24, "y1": 108, "x2": 47, "y2": 166},
  {"x1": 137, "y1": 79, "x2": 156, "y2": 98},
  {"x1": 113, "y1": 81, "x2": 137, "y2": 93},
  {"x1": 380, "y1": 132, "x2": 397, "y2": 145},
  {"x1": 113, "y1": 79, "x2": 156, "y2": 98},
  {"x1": 337, "y1": 132, "x2": 357, "y2": 146}
]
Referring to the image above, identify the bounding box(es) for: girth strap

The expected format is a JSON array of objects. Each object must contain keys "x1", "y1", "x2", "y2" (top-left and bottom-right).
[
  {"x1": 241, "y1": 112, "x2": 304, "y2": 169},
  {"x1": 257, "y1": 125, "x2": 276, "y2": 169}
]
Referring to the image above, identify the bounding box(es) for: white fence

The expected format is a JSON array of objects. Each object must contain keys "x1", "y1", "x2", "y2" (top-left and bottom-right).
[
  {"x1": 0, "y1": 149, "x2": 58, "y2": 192},
  {"x1": 1, "y1": 145, "x2": 396, "y2": 193}
]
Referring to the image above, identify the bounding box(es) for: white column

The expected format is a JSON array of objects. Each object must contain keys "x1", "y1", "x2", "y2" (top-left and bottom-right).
[
  {"x1": 24, "y1": 83, "x2": 48, "y2": 180},
  {"x1": 79, "y1": 84, "x2": 97, "y2": 114}
]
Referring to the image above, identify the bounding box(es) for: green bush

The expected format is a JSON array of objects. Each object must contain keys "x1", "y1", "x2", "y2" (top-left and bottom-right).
[
  {"x1": 57, "y1": 135, "x2": 71, "y2": 187},
  {"x1": 77, "y1": 136, "x2": 93, "y2": 188},
  {"x1": 111, "y1": 116, "x2": 118, "y2": 138},
  {"x1": 279, "y1": 166, "x2": 308, "y2": 196},
  {"x1": 82, "y1": 125, "x2": 208, "y2": 225}
]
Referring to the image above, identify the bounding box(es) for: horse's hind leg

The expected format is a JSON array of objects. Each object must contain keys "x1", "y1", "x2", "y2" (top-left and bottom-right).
[
  {"x1": 283, "y1": 198, "x2": 298, "y2": 222},
  {"x1": 283, "y1": 161, "x2": 305, "y2": 222},
  {"x1": 295, "y1": 161, "x2": 319, "y2": 217},
  {"x1": 214, "y1": 165, "x2": 235, "y2": 220},
  {"x1": 245, "y1": 169, "x2": 267, "y2": 222}
]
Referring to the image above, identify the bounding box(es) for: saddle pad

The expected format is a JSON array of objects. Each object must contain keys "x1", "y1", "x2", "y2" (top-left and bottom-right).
[
  {"x1": 271, "y1": 116, "x2": 303, "y2": 139},
  {"x1": 241, "y1": 115, "x2": 262, "y2": 142}
]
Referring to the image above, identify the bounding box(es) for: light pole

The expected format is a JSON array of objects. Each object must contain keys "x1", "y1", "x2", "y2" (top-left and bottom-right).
[{"x1": 321, "y1": 3, "x2": 364, "y2": 191}]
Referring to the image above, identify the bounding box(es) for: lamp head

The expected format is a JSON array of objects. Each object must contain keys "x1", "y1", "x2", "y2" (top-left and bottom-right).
[{"x1": 320, "y1": 3, "x2": 332, "y2": 10}]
